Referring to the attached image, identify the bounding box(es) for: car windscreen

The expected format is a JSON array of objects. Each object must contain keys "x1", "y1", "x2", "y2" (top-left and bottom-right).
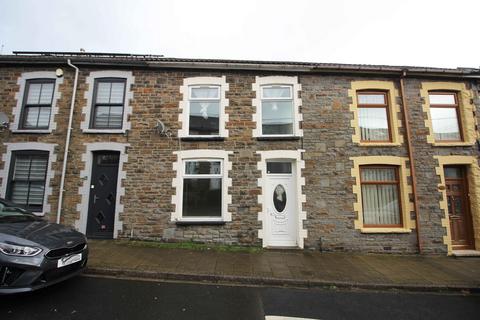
[{"x1": 0, "y1": 202, "x2": 39, "y2": 221}]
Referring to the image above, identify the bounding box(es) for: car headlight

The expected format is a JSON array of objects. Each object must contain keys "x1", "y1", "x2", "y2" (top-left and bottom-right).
[{"x1": 0, "y1": 242, "x2": 42, "y2": 257}]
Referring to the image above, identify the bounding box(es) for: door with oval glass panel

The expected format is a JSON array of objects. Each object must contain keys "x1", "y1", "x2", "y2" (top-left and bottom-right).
[
  {"x1": 444, "y1": 166, "x2": 475, "y2": 249},
  {"x1": 86, "y1": 151, "x2": 120, "y2": 239},
  {"x1": 265, "y1": 161, "x2": 298, "y2": 247}
]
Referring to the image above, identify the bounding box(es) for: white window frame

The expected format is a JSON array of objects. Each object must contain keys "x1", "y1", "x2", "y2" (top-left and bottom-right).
[
  {"x1": 252, "y1": 76, "x2": 303, "y2": 138},
  {"x1": 11, "y1": 71, "x2": 63, "y2": 133},
  {"x1": 172, "y1": 150, "x2": 232, "y2": 222},
  {"x1": 81, "y1": 70, "x2": 135, "y2": 134},
  {"x1": 259, "y1": 84, "x2": 295, "y2": 137},
  {"x1": 178, "y1": 77, "x2": 229, "y2": 138},
  {"x1": 0, "y1": 142, "x2": 57, "y2": 216}
]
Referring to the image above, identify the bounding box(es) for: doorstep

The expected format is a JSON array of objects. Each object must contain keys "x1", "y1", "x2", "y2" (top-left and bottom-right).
[{"x1": 452, "y1": 250, "x2": 480, "y2": 257}]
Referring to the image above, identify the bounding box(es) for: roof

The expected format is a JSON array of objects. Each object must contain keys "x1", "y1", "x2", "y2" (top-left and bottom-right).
[{"x1": 0, "y1": 51, "x2": 479, "y2": 78}]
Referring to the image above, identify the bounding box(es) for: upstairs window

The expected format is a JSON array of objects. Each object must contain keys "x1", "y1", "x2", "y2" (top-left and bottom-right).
[
  {"x1": 428, "y1": 92, "x2": 461, "y2": 142},
  {"x1": 261, "y1": 85, "x2": 294, "y2": 135},
  {"x1": 20, "y1": 79, "x2": 55, "y2": 129},
  {"x1": 360, "y1": 166, "x2": 401, "y2": 227},
  {"x1": 188, "y1": 86, "x2": 220, "y2": 136},
  {"x1": 6, "y1": 151, "x2": 49, "y2": 212},
  {"x1": 90, "y1": 78, "x2": 126, "y2": 129},
  {"x1": 357, "y1": 91, "x2": 391, "y2": 142}
]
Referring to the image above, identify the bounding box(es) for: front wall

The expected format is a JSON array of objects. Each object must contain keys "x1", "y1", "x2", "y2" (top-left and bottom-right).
[{"x1": 1, "y1": 65, "x2": 479, "y2": 254}]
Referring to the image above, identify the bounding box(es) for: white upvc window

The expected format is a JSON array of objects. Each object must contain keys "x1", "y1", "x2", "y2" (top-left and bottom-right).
[
  {"x1": 182, "y1": 159, "x2": 223, "y2": 220},
  {"x1": 260, "y1": 85, "x2": 294, "y2": 136},
  {"x1": 187, "y1": 85, "x2": 221, "y2": 136},
  {"x1": 252, "y1": 76, "x2": 303, "y2": 138},
  {"x1": 178, "y1": 77, "x2": 229, "y2": 138},
  {"x1": 172, "y1": 149, "x2": 232, "y2": 222}
]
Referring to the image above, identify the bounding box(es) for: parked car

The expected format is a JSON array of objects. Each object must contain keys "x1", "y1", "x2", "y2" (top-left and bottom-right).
[{"x1": 0, "y1": 198, "x2": 88, "y2": 294}]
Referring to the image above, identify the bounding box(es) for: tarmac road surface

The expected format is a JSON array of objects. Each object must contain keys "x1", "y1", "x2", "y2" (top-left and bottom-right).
[{"x1": 0, "y1": 275, "x2": 479, "y2": 320}]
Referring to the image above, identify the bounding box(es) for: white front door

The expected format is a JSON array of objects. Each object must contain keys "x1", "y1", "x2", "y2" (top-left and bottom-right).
[{"x1": 265, "y1": 161, "x2": 297, "y2": 247}]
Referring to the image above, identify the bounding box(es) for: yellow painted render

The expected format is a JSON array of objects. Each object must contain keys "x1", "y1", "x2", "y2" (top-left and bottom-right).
[
  {"x1": 434, "y1": 156, "x2": 480, "y2": 255},
  {"x1": 350, "y1": 156, "x2": 415, "y2": 233},
  {"x1": 348, "y1": 81, "x2": 404, "y2": 146},
  {"x1": 420, "y1": 82, "x2": 477, "y2": 146}
]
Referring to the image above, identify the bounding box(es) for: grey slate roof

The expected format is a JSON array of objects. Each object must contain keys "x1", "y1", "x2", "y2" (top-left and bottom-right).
[{"x1": 0, "y1": 51, "x2": 478, "y2": 77}]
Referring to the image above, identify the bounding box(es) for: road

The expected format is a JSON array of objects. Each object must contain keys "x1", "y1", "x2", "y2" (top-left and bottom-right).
[{"x1": 0, "y1": 275, "x2": 479, "y2": 320}]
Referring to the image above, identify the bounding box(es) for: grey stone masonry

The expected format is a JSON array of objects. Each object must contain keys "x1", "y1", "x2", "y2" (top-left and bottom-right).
[{"x1": 0, "y1": 55, "x2": 479, "y2": 254}]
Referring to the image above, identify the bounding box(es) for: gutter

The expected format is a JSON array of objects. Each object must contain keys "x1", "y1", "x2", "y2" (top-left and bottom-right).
[
  {"x1": 399, "y1": 70, "x2": 422, "y2": 254},
  {"x1": 56, "y1": 59, "x2": 79, "y2": 224},
  {"x1": 0, "y1": 56, "x2": 479, "y2": 79}
]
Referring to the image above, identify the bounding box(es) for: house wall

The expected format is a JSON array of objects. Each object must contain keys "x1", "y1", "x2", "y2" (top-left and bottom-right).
[{"x1": 1, "y1": 65, "x2": 479, "y2": 254}]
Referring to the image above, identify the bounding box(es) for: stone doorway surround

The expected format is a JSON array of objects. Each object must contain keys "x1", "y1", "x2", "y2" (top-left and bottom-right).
[
  {"x1": 434, "y1": 155, "x2": 480, "y2": 255},
  {"x1": 256, "y1": 150, "x2": 307, "y2": 248},
  {"x1": 75, "y1": 142, "x2": 129, "y2": 238}
]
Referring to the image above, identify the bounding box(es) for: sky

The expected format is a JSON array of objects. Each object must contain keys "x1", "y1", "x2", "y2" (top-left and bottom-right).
[{"x1": 0, "y1": 0, "x2": 479, "y2": 69}]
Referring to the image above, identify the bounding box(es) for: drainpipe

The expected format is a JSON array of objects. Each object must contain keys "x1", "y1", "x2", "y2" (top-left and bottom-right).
[
  {"x1": 399, "y1": 70, "x2": 422, "y2": 254},
  {"x1": 56, "y1": 59, "x2": 79, "y2": 224}
]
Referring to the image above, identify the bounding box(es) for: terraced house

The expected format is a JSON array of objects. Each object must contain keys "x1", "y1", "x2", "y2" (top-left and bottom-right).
[{"x1": 0, "y1": 52, "x2": 479, "y2": 256}]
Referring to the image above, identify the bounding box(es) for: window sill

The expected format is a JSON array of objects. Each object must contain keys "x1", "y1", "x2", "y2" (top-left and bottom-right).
[
  {"x1": 11, "y1": 129, "x2": 52, "y2": 134},
  {"x1": 358, "y1": 142, "x2": 402, "y2": 147},
  {"x1": 256, "y1": 136, "x2": 301, "y2": 141},
  {"x1": 432, "y1": 142, "x2": 475, "y2": 147},
  {"x1": 180, "y1": 137, "x2": 225, "y2": 141},
  {"x1": 175, "y1": 220, "x2": 226, "y2": 226},
  {"x1": 360, "y1": 228, "x2": 411, "y2": 234},
  {"x1": 82, "y1": 129, "x2": 127, "y2": 134}
]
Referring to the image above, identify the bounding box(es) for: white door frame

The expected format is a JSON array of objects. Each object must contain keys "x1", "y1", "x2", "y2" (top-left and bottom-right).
[{"x1": 256, "y1": 150, "x2": 307, "y2": 248}]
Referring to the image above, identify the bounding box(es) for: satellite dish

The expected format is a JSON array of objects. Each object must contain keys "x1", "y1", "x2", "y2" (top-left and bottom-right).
[
  {"x1": 0, "y1": 112, "x2": 8, "y2": 124},
  {"x1": 0, "y1": 112, "x2": 9, "y2": 130}
]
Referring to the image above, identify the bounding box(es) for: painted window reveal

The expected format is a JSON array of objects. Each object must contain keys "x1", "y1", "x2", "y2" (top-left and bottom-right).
[
  {"x1": 261, "y1": 85, "x2": 294, "y2": 135},
  {"x1": 360, "y1": 166, "x2": 402, "y2": 227},
  {"x1": 428, "y1": 92, "x2": 462, "y2": 142},
  {"x1": 6, "y1": 151, "x2": 49, "y2": 212},
  {"x1": 20, "y1": 79, "x2": 55, "y2": 129},
  {"x1": 188, "y1": 86, "x2": 221, "y2": 136},
  {"x1": 357, "y1": 91, "x2": 391, "y2": 142},
  {"x1": 182, "y1": 160, "x2": 222, "y2": 217},
  {"x1": 90, "y1": 78, "x2": 126, "y2": 129}
]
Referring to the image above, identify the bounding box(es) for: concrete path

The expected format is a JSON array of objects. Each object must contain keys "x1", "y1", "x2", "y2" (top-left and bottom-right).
[{"x1": 86, "y1": 240, "x2": 480, "y2": 292}]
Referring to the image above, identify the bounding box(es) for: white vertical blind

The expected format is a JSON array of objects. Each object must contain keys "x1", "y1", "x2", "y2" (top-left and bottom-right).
[{"x1": 361, "y1": 167, "x2": 401, "y2": 225}]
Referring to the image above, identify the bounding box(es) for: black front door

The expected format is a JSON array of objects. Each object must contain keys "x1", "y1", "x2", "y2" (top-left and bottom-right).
[{"x1": 86, "y1": 151, "x2": 120, "y2": 239}]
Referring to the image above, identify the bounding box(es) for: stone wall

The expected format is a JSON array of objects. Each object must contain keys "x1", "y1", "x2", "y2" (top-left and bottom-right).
[{"x1": 1, "y1": 65, "x2": 479, "y2": 254}]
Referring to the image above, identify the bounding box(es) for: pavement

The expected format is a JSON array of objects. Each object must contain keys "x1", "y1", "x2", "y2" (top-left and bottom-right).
[{"x1": 85, "y1": 240, "x2": 480, "y2": 292}]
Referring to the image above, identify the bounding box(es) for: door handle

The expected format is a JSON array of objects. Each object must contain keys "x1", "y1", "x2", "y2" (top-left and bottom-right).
[{"x1": 93, "y1": 194, "x2": 99, "y2": 204}]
